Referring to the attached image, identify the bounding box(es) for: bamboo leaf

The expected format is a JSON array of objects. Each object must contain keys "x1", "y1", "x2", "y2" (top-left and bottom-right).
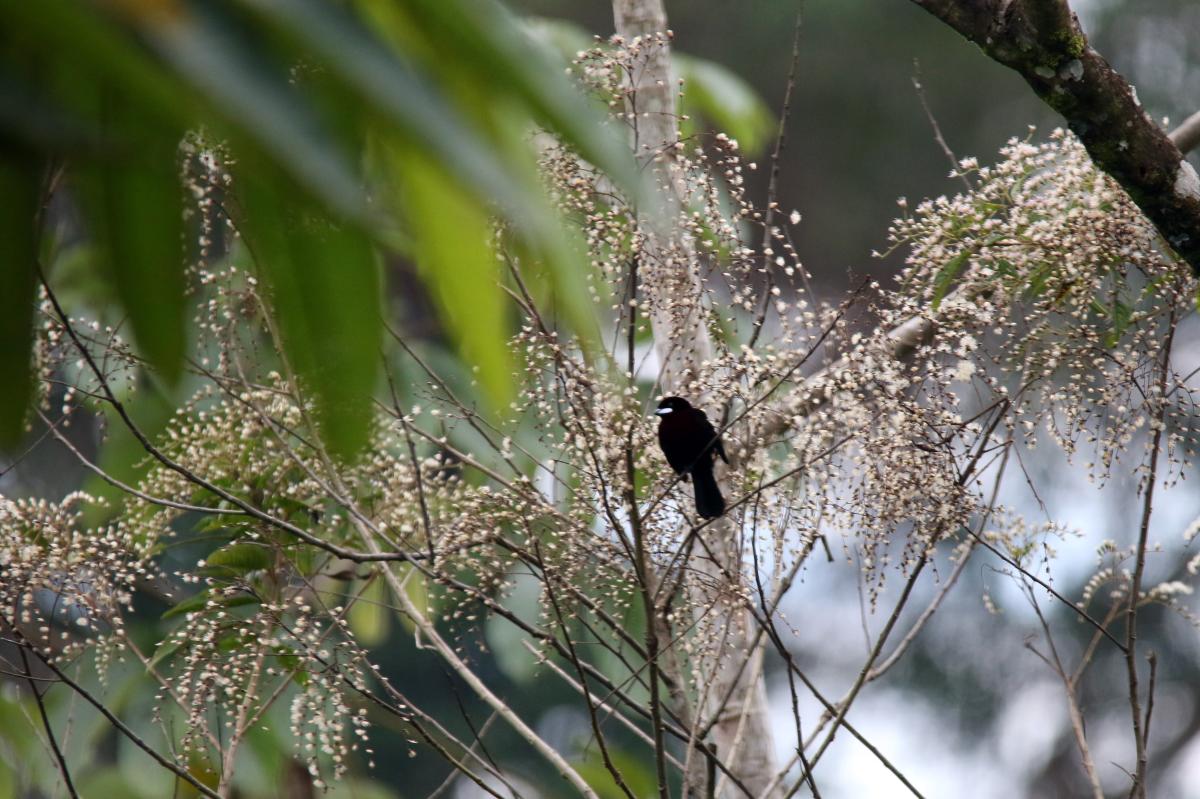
[
  {"x1": 931, "y1": 251, "x2": 970, "y2": 310},
  {"x1": 6, "y1": 1, "x2": 198, "y2": 133},
  {"x1": 236, "y1": 178, "x2": 381, "y2": 459},
  {"x1": 235, "y1": 0, "x2": 539, "y2": 226},
  {"x1": 204, "y1": 542, "x2": 272, "y2": 573},
  {"x1": 87, "y1": 121, "x2": 187, "y2": 383},
  {"x1": 161, "y1": 590, "x2": 258, "y2": 621},
  {"x1": 395, "y1": 154, "x2": 512, "y2": 410}
]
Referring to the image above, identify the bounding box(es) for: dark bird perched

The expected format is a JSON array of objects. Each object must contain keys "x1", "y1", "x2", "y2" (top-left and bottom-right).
[{"x1": 655, "y1": 396, "x2": 728, "y2": 519}]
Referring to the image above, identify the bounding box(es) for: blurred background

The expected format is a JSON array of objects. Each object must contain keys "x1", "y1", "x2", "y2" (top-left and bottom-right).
[{"x1": 4, "y1": 1, "x2": 1200, "y2": 797}]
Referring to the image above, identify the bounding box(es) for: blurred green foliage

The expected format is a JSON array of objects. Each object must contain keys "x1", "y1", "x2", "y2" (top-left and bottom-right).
[{"x1": 0, "y1": 0, "x2": 644, "y2": 458}]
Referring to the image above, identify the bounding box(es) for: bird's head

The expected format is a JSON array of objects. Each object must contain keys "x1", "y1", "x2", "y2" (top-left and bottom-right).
[{"x1": 654, "y1": 396, "x2": 692, "y2": 417}]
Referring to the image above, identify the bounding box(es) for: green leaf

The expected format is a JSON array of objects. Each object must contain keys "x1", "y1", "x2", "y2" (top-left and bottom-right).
[
  {"x1": 394, "y1": 153, "x2": 512, "y2": 410},
  {"x1": 1139, "y1": 274, "x2": 1169, "y2": 301},
  {"x1": 192, "y1": 515, "x2": 237, "y2": 535},
  {"x1": 276, "y1": 651, "x2": 301, "y2": 673},
  {"x1": 162, "y1": 590, "x2": 257, "y2": 620},
  {"x1": 0, "y1": 756, "x2": 13, "y2": 799},
  {"x1": 523, "y1": 17, "x2": 594, "y2": 66},
  {"x1": 205, "y1": 542, "x2": 272, "y2": 573},
  {"x1": 186, "y1": 751, "x2": 220, "y2": 791},
  {"x1": 162, "y1": 591, "x2": 211, "y2": 620},
  {"x1": 147, "y1": 634, "x2": 186, "y2": 670},
  {"x1": 362, "y1": 8, "x2": 604, "y2": 353},
  {"x1": 236, "y1": 177, "x2": 381, "y2": 459},
  {"x1": 0, "y1": 67, "x2": 99, "y2": 154},
  {"x1": 348, "y1": 577, "x2": 388, "y2": 647},
  {"x1": 0, "y1": 155, "x2": 39, "y2": 449},
  {"x1": 1105, "y1": 300, "x2": 1133, "y2": 348},
  {"x1": 11, "y1": 0, "x2": 369, "y2": 225},
  {"x1": 575, "y1": 745, "x2": 657, "y2": 799},
  {"x1": 1023, "y1": 260, "x2": 1053, "y2": 296},
  {"x1": 87, "y1": 125, "x2": 187, "y2": 383},
  {"x1": 931, "y1": 250, "x2": 970, "y2": 310},
  {"x1": 6, "y1": 1, "x2": 199, "y2": 134},
  {"x1": 677, "y1": 54, "x2": 774, "y2": 155},
  {"x1": 291, "y1": 666, "x2": 310, "y2": 688},
  {"x1": 324, "y1": 779, "x2": 401, "y2": 799}
]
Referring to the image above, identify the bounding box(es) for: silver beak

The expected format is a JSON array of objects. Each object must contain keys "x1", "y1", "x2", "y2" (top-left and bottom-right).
[{"x1": 655, "y1": 407, "x2": 672, "y2": 416}]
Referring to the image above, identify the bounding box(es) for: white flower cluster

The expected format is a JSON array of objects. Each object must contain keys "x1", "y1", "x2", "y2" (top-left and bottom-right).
[{"x1": 0, "y1": 492, "x2": 151, "y2": 669}]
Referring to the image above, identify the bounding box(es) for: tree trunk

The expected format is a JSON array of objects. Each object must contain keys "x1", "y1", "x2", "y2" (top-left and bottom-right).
[{"x1": 612, "y1": 1, "x2": 780, "y2": 795}]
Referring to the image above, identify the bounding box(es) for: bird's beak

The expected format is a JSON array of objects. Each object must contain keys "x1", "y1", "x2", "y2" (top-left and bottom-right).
[{"x1": 655, "y1": 408, "x2": 672, "y2": 416}]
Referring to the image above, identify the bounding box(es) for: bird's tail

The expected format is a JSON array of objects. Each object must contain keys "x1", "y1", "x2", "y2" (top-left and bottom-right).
[{"x1": 691, "y1": 465, "x2": 726, "y2": 519}]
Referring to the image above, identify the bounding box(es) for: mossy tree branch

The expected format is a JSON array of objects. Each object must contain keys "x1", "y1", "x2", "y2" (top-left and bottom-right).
[{"x1": 911, "y1": 0, "x2": 1200, "y2": 274}]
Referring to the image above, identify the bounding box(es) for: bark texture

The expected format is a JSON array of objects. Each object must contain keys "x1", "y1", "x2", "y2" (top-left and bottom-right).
[{"x1": 911, "y1": 0, "x2": 1200, "y2": 274}]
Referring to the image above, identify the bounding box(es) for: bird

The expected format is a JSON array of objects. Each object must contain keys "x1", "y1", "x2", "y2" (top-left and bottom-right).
[{"x1": 655, "y1": 396, "x2": 728, "y2": 519}]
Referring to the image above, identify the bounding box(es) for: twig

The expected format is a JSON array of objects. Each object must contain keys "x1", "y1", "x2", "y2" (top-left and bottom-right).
[
  {"x1": 388, "y1": 372, "x2": 436, "y2": 565},
  {"x1": 908, "y1": 0, "x2": 1200, "y2": 275},
  {"x1": 265, "y1": 595, "x2": 513, "y2": 798},
  {"x1": 1123, "y1": 316, "x2": 1176, "y2": 798},
  {"x1": 911, "y1": 59, "x2": 972, "y2": 191},
  {"x1": 747, "y1": 9, "x2": 804, "y2": 353},
  {"x1": 1144, "y1": 651, "x2": 1158, "y2": 754},
  {"x1": 684, "y1": 530, "x2": 925, "y2": 799},
  {"x1": 1024, "y1": 581, "x2": 1104, "y2": 799},
  {"x1": 868, "y1": 439, "x2": 1011, "y2": 681},
  {"x1": 426, "y1": 712, "x2": 503, "y2": 799},
  {"x1": 18, "y1": 646, "x2": 78, "y2": 799},
  {"x1": 967, "y1": 528, "x2": 1127, "y2": 653},
  {"x1": 350, "y1": 516, "x2": 603, "y2": 799},
  {"x1": 1168, "y1": 109, "x2": 1200, "y2": 155},
  {"x1": 805, "y1": 558, "x2": 929, "y2": 770},
  {"x1": 748, "y1": 478, "x2": 820, "y2": 799}
]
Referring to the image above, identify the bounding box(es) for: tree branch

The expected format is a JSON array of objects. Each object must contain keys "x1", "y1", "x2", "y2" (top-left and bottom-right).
[
  {"x1": 18, "y1": 646, "x2": 78, "y2": 799},
  {"x1": 1171, "y1": 110, "x2": 1200, "y2": 156}
]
